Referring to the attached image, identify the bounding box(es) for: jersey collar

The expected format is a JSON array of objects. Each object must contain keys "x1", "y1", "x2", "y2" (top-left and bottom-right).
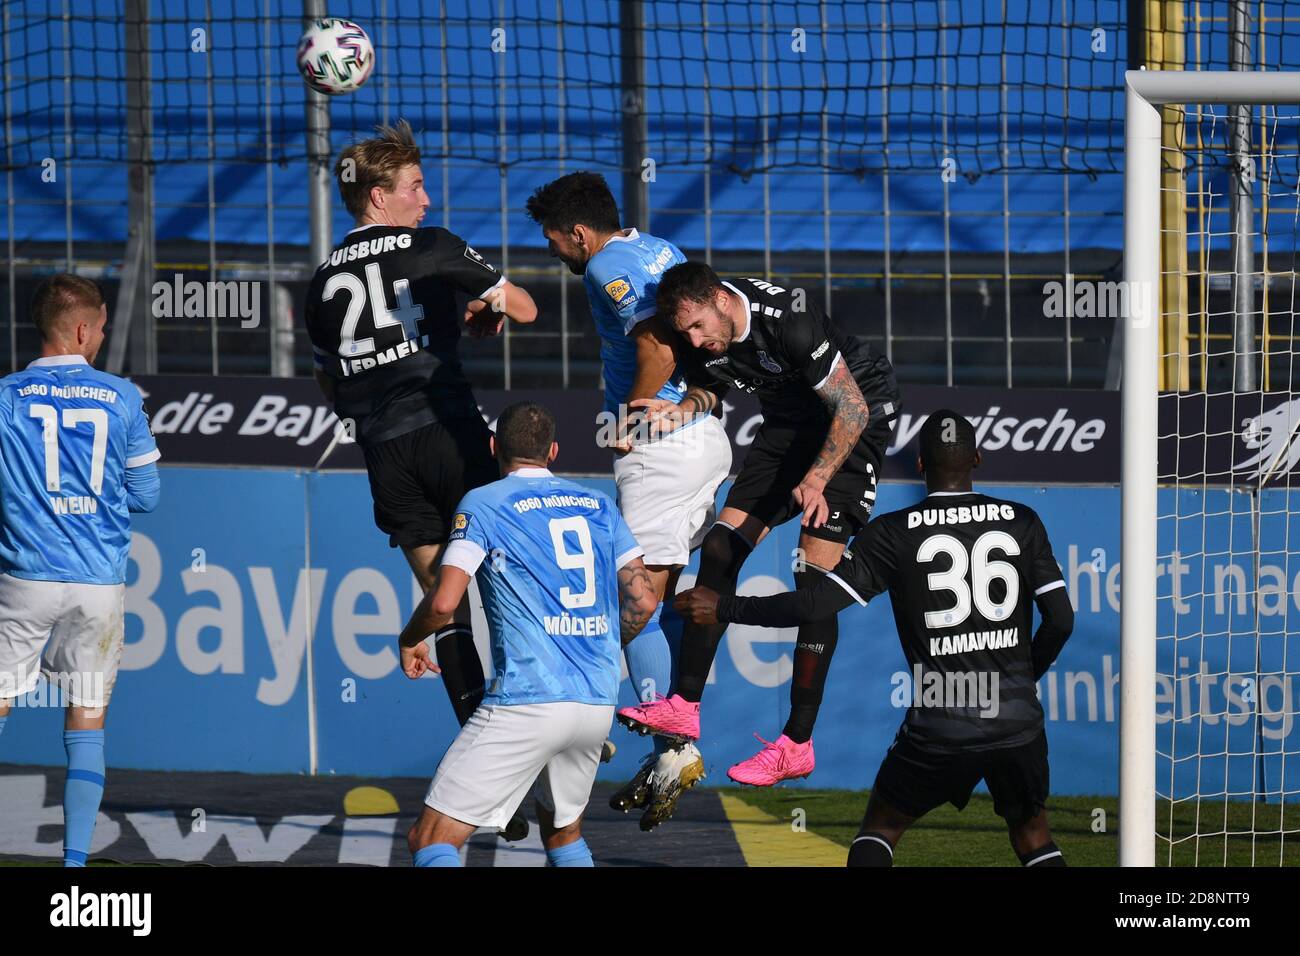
[
  {"x1": 604, "y1": 227, "x2": 640, "y2": 245},
  {"x1": 927, "y1": 490, "x2": 977, "y2": 497},
  {"x1": 346, "y1": 222, "x2": 387, "y2": 235},
  {"x1": 509, "y1": 466, "x2": 553, "y2": 478},
  {"x1": 27, "y1": 355, "x2": 88, "y2": 368},
  {"x1": 721, "y1": 281, "x2": 753, "y2": 342}
]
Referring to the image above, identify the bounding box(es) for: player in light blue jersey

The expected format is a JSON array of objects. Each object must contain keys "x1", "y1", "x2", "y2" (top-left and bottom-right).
[
  {"x1": 526, "y1": 173, "x2": 732, "y2": 829},
  {"x1": 0, "y1": 275, "x2": 161, "y2": 867},
  {"x1": 399, "y1": 402, "x2": 657, "y2": 867}
]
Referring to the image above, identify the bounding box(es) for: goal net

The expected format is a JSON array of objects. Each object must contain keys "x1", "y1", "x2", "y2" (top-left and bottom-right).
[{"x1": 1124, "y1": 71, "x2": 1300, "y2": 867}]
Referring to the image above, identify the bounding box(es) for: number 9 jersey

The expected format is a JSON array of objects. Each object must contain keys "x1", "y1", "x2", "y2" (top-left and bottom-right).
[
  {"x1": 0, "y1": 356, "x2": 160, "y2": 585},
  {"x1": 438, "y1": 467, "x2": 644, "y2": 708}
]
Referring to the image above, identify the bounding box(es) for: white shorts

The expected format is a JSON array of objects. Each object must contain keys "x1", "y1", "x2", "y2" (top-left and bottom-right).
[
  {"x1": 425, "y1": 700, "x2": 615, "y2": 829},
  {"x1": 0, "y1": 574, "x2": 125, "y2": 708},
  {"x1": 614, "y1": 415, "x2": 732, "y2": 567}
]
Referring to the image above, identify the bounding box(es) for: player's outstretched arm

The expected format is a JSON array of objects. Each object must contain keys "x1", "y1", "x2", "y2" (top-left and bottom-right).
[
  {"x1": 617, "y1": 557, "x2": 657, "y2": 645},
  {"x1": 627, "y1": 384, "x2": 722, "y2": 444},
  {"x1": 1030, "y1": 586, "x2": 1074, "y2": 680},
  {"x1": 796, "y1": 359, "x2": 870, "y2": 528},
  {"x1": 674, "y1": 575, "x2": 856, "y2": 628},
  {"x1": 396, "y1": 565, "x2": 472, "y2": 678},
  {"x1": 483, "y1": 280, "x2": 538, "y2": 323}
]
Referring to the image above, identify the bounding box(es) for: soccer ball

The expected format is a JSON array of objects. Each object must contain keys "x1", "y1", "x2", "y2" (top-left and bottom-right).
[{"x1": 296, "y1": 18, "x2": 374, "y2": 96}]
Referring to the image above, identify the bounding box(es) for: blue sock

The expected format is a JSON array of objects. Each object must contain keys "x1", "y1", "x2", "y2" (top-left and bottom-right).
[
  {"x1": 0, "y1": 715, "x2": 8, "y2": 739},
  {"x1": 624, "y1": 606, "x2": 674, "y2": 755},
  {"x1": 63, "y1": 729, "x2": 105, "y2": 868},
  {"x1": 546, "y1": 837, "x2": 593, "y2": 867},
  {"x1": 413, "y1": 843, "x2": 461, "y2": 867}
]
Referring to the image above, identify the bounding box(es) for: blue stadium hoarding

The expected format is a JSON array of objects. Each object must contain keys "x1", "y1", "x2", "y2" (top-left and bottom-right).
[{"x1": 3, "y1": 458, "x2": 1297, "y2": 800}]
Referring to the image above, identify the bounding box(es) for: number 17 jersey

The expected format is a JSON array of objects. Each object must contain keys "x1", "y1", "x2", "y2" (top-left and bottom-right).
[
  {"x1": 439, "y1": 467, "x2": 644, "y2": 707},
  {"x1": 0, "y1": 356, "x2": 160, "y2": 585}
]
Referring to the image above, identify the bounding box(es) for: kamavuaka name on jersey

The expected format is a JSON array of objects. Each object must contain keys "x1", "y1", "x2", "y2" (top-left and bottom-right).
[
  {"x1": 17, "y1": 382, "x2": 118, "y2": 403},
  {"x1": 325, "y1": 232, "x2": 412, "y2": 268},
  {"x1": 338, "y1": 333, "x2": 430, "y2": 376},
  {"x1": 908, "y1": 502, "x2": 1016, "y2": 528},
  {"x1": 543, "y1": 612, "x2": 611, "y2": 637},
  {"x1": 929, "y1": 627, "x2": 1020, "y2": 657},
  {"x1": 512, "y1": 492, "x2": 601, "y2": 514}
]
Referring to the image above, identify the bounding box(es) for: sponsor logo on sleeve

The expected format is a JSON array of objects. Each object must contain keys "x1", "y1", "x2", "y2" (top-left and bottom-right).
[
  {"x1": 811, "y1": 340, "x2": 830, "y2": 360},
  {"x1": 449, "y1": 511, "x2": 472, "y2": 541},
  {"x1": 603, "y1": 276, "x2": 638, "y2": 308},
  {"x1": 464, "y1": 246, "x2": 497, "y2": 272}
]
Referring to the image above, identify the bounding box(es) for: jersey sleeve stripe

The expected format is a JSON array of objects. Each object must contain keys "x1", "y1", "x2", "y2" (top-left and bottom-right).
[
  {"x1": 442, "y1": 539, "x2": 487, "y2": 575},
  {"x1": 475, "y1": 274, "x2": 507, "y2": 300},
  {"x1": 811, "y1": 351, "x2": 843, "y2": 391},
  {"x1": 622, "y1": 305, "x2": 658, "y2": 335},
  {"x1": 1034, "y1": 579, "x2": 1066, "y2": 596},
  {"x1": 126, "y1": 448, "x2": 162, "y2": 469},
  {"x1": 616, "y1": 545, "x2": 645, "y2": 569},
  {"x1": 827, "y1": 571, "x2": 869, "y2": 606}
]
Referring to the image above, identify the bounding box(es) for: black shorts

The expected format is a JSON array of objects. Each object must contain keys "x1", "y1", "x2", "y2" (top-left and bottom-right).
[
  {"x1": 871, "y1": 729, "x2": 1050, "y2": 827},
  {"x1": 723, "y1": 402, "x2": 893, "y2": 544},
  {"x1": 361, "y1": 416, "x2": 498, "y2": 550}
]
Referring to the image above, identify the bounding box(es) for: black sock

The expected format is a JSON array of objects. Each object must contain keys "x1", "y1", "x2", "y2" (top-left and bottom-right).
[
  {"x1": 676, "y1": 525, "x2": 751, "y2": 702},
  {"x1": 848, "y1": 832, "x2": 894, "y2": 867},
  {"x1": 1019, "y1": 841, "x2": 1066, "y2": 867},
  {"x1": 782, "y1": 568, "x2": 838, "y2": 743},
  {"x1": 433, "y1": 624, "x2": 485, "y2": 726}
]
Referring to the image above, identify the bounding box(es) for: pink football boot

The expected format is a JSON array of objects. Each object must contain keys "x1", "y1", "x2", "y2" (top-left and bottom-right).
[
  {"x1": 727, "y1": 733, "x2": 815, "y2": 786},
  {"x1": 616, "y1": 693, "x2": 701, "y2": 744}
]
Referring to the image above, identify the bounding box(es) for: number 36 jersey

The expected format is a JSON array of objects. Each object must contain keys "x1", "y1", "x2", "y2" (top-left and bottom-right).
[
  {"x1": 0, "y1": 356, "x2": 160, "y2": 585},
  {"x1": 439, "y1": 467, "x2": 645, "y2": 708},
  {"x1": 304, "y1": 224, "x2": 506, "y2": 446},
  {"x1": 829, "y1": 490, "x2": 1066, "y2": 752}
]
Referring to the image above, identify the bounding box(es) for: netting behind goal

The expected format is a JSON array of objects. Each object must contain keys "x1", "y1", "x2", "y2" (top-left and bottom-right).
[{"x1": 1154, "y1": 96, "x2": 1300, "y2": 866}]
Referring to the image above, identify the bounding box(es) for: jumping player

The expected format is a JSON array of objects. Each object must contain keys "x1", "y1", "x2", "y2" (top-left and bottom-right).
[
  {"x1": 304, "y1": 121, "x2": 538, "y2": 838},
  {"x1": 525, "y1": 173, "x2": 731, "y2": 828},
  {"x1": 675, "y1": 410, "x2": 1075, "y2": 867},
  {"x1": 618, "y1": 260, "x2": 900, "y2": 786}
]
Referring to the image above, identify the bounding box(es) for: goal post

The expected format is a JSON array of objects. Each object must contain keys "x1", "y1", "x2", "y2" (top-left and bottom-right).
[{"x1": 1122, "y1": 70, "x2": 1300, "y2": 867}]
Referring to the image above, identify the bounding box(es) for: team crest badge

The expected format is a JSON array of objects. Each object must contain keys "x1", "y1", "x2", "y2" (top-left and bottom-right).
[{"x1": 757, "y1": 349, "x2": 783, "y2": 374}]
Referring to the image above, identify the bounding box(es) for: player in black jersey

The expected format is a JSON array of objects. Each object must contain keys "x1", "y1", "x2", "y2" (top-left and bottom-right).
[
  {"x1": 675, "y1": 410, "x2": 1075, "y2": 867},
  {"x1": 304, "y1": 122, "x2": 538, "y2": 813},
  {"x1": 616, "y1": 260, "x2": 901, "y2": 786}
]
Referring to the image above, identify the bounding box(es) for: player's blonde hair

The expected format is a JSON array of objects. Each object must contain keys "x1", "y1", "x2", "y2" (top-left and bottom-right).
[{"x1": 335, "y1": 119, "x2": 421, "y2": 219}]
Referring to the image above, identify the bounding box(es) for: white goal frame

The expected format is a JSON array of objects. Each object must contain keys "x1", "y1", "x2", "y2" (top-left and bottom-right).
[{"x1": 1122, "y1": 69, "x2": 1300, "y2": 867}]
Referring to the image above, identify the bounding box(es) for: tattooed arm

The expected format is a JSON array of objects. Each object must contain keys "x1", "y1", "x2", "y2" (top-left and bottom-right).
[
  {"x1": 794, "y1": 358, "x2": 870, "y2": 528},
  {"x1": 617, "y1": 557, "x2": 658, "y2": 645}
]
